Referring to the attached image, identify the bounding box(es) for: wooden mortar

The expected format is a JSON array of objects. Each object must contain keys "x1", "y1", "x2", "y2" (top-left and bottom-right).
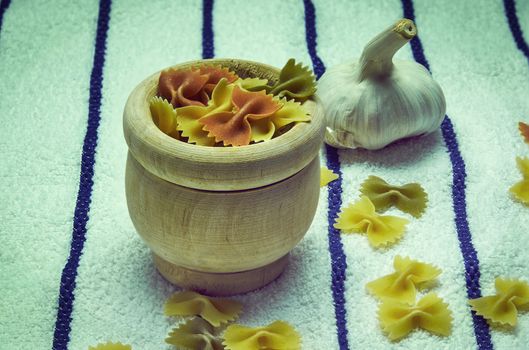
[{"x1": 123, "y1": 59, "x2": 325, "y2": 296}]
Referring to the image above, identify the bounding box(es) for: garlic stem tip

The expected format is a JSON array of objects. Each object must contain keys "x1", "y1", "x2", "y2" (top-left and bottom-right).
[{"x1": 394, "y1": 19, "x2": 417, "y2": 40}]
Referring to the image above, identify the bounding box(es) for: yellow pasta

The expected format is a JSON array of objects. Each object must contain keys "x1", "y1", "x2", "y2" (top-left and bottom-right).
[
  {"x1": 88, "y1": 342, "x2": 131, "y2": 350},
  {"x1": 378, "y1": 293, "x2": 452, "y2": 341},
  {"x1": 334, "y1": 196, "x2": 409, "y2": 247},
  {"x1": 366, "y1": 256, "x2": 441, "y2": 304},
  {"x1": 249, "y1": 97, "x2": 312, "y2": 142},
  {"x1": 223, "y1": 320, "x2": 301, "y2": 350},
  {"x1": 320, "y1": 166, "x2": 339, "y2": 187},
  {"x1": 509, "y1": 157, "x2": 529, "y2": 204},
  {"x1": 360, "y1": 175, "x2": 428, "y2": 218},
  {"x1": 250, "y1": 117, "x2": 276, "y2": 143},
  {"x1": 166, "y1": 317, "x2": 224, "y2": 350},
  {"x1": 235, "y1": 77, "x2": 269, "y2": 92},
  {"x1": 150, "y1": 96, "x2": 179, "y2": 139},
  {"x1": 469, "y1": 278, "x2": 529, "y2": 326},
  {"x1": 176, "y1": 78, "x2": 235, "y2": 146},
  {"x1": 164, "y1": 291, "x2": 242, "y2": 327},
  {"x1": 270, "y1": 98, "x2": 311, "y2": 129}
]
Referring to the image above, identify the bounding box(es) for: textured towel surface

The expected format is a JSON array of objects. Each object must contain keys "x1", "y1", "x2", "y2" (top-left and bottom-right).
[{"x1": 1, "y1": 0, "x2": 528, "y2": 349}]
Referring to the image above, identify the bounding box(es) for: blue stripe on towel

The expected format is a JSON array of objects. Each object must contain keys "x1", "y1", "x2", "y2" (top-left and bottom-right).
[
  {"x1": 401, "y1": 1, "x2": 493, "y2": 349},
  {"x1": 0, "y1": 0, "x2": 12, "y2": 40},
  {"x1": 303, "y1": 1, "x2": 349, "y2": 349},
  {"x1": 52, "y1": 0, "x2": 111, "y2": 348},
  {"x1": 503, "y1": 0, "x2": 529, "y2": 65},
  {"x1": 202, "y1": 0, "x2": 214, "y2": 59}
]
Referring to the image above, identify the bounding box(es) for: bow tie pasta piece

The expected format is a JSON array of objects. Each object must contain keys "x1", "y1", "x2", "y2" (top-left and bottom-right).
[
  {"x1": 198, "y1": 64, "x2": 239, "y2": 95},
  {"x1": 469, "y1": 278, "x2": 529, "y2": 326},
  {"x1": 509, "y1": 157, "x2": 529, "y2": 204},
  {"x1": 379, "y1": 293, "x2": 452, "y2": 341},
  {"x1": 223, "y1": 321, "x2": 301, "y2": 350},
  {"x1": 199, "y1": 86, "x2": 281, "y2": 146},
  {"x1": 320, "y1": 166, "x2": 339, "y2": 187},
  {"x1": 88, "y1": 342, "x2": 131, "y2": 350},
  {"x1": 360, "y1": 176, "x2": 428, "y2": 218},
  {"x1": 520, "y1": 122, "x2": 529, "y2": 145},
  {"x1": 177, "y1": 78, "x2": 235, "y2": 146},
  {"x1": 250, "y1": 118, "x2": 276, "y2": 143},
  {"x1": 164, "y1": 291, "x2": 242, "y2": 327},
  {"x1": 235, "y1": 77, "x2": 269, "y2": 92},
  {"x1": 334, "y1": 196, "x2": 409, "y2": 247},
  {"x1": 150, "y1": 96, "x2": 179, "y2": 139},
  {"x1": 158, "y1": 68, "x2": 210, "y2": 108},
  {"x1": 270, "y1": 98, "x2": 311, "y2": 130},
  {"x1": 268, "y1": 59, "x2": 316, "y2": 102},
  {"x1": 366, "y1": 256, "x2": 442, "y2": 304},
  {"x1": 166, "y1": 317, "x2": 225, "y2": 350}
]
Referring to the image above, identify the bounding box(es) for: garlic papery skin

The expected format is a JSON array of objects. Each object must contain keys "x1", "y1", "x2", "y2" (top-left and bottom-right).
[{"x1": 317, "y1": 19, "x2": 446, "y2": 150}]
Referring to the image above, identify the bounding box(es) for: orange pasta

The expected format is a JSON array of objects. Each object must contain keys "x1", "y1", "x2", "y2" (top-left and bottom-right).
[
  {"x1": 519, "y1": 122, "x2": 529, "y2": 145},
  {"x1": 158, "y1": 68, "x2": 210, "y2": 108},
  {"x1": 200, "y1": 86, "x2": 281, "y2": 146},
  {"x1": 198, "y1": 64, "x2": 239, "y2": 95}
]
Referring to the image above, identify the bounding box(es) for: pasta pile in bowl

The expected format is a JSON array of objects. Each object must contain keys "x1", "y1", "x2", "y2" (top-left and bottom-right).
[{"x1": 123, "y1": 58, "x2": 325, "y2": 295}]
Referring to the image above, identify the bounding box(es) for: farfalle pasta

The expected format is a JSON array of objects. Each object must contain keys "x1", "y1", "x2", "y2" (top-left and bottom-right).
[
  {"x1": 164, "y1": 291, "x2": 242, "y2": 327},
  {"x1": 198, "y1": 64, "x2": 239, "y2": 95},
  {"x1": 267, "y1": 58, "x2": 317, "y2": 102},
  {"x1": 320, "y1": 166, "x2": 339, "y2": 187},
  {"x1": 510, "y1": 157, "x2": 529, "y2": 204},
  {"x1": 334, "y1": 196, "x2": 409, "y2": 247},
  {"x1": 151, "y1": 59, "x2": 314, "y2": 146},
  {"x1": 159, "y1": 68, "x2": 210, "y2": 108},
  {"x1": 378, "y1": 293, "x2": 452, "y2": 341},
  {"x1": 166, "y1": 317, "x2": 224, "y2": 350},
  {"x1": 199, "y1": 86, "x2": 281, "y2": 146},
  {"x1": 469, "y1": 277, "x2": 529, "y2": 326},
  {"x1": 270, "y1": 98, "x2": 311, "y2": 129},
  {"x1": 360, "y1": 175, "x2": 428, "y2": 218},
  {"x1": 88, "y1": 342, "x2": 132, "y2": 350},
  {"x1": 520, "y1": 122, "x2": 529, "y2": 145},
  {"x1": 366, "y1": 256, "x2": 441, "y2": 304},
  {"x1": 176, "y1": 78, "x2": 235, "y2": 146},
  {"x1": 150, "y1": 96, "x2": 179, "y2": 139},
  {"x1": 235, "y1": 77, "x2": 269, "y2": 91},
  {"x1": 223, "y1": 320, "x2": 301, "y2": 350}
]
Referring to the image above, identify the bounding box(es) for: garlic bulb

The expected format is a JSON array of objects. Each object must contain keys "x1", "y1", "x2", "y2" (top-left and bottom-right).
[{"x1": 317, "y1": 19, "x2": 446, "y2": 150}]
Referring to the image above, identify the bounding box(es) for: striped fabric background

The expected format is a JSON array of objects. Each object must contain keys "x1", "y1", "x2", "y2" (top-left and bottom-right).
[{"x1": 1, "y1": 0, "x2": 528, "y2": 349}]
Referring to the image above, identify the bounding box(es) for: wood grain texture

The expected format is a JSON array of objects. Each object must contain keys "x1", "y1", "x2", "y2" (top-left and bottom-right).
[
  {"x1": 123, "y1": 58, "x2": 324, "y2": 294},
  {"x1": 153, "y1": 253, "x2": 289, "y2": 297},
  {"x1": 126, "y1": 154, "x2": 320, "y2": 273},
  {"x1": 123, "y1": 58, "x2": 325, "y2": 191}
]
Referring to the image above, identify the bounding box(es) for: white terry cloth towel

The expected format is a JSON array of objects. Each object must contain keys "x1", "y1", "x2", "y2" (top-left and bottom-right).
[
  {"x1": 0, "y1": 1, "x2": 100, "y2": 349},
  {"x1": 1, "y1": 0, "x2": 529, "y2": 349}
]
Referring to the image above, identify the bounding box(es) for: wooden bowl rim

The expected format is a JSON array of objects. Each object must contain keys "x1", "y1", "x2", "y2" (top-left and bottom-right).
[{"x1": 123, "y1": 58, "x2": 325, "y2": 190}]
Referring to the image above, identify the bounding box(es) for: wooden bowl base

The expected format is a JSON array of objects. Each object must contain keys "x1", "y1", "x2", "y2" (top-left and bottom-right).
[{"x1": 153, "y1": 253, "x2": 289, "y2": 296}]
